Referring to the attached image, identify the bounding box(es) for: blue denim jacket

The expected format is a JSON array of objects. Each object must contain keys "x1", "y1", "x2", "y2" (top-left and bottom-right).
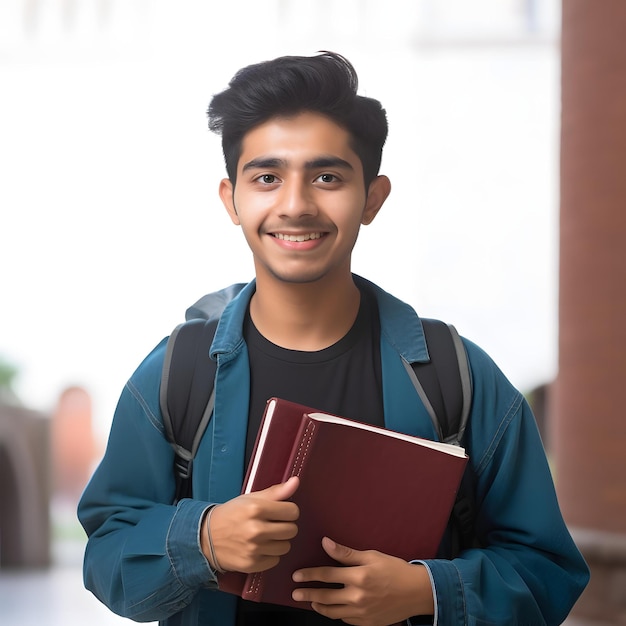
[{"x1": 78, "y1": 276, "x2": 589, "y2": 625}]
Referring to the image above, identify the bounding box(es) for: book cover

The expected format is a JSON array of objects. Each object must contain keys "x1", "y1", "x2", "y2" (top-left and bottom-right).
[
  {"x1": 217, "y1": 398, "x2": 317, "y2": 596},
  {"x1": 219, "y1": 398, "x2": 468, "y2": 609}
]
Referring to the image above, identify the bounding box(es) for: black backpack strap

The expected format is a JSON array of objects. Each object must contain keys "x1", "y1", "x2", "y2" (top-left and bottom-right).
[
  {"x1": 159, "y1": 285, "x2": 243, "y2": 503},
  {"x1": 405, "y1": 319, "x2": 476, "y2": 554},
  {"x1": 410, "y1": 319, "x2": 472, "y2": 445},
  {"x1": 160, "y1": 318, "x2": 219, "y2": 503}
]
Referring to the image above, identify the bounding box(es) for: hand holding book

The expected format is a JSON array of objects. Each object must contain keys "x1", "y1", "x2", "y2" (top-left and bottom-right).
[
  {"x1": 201, "y1": 476, "x2": 300, "y2": 576},
  {"x1": 216, "y1": 397, "x2": 468, "y2": 609},
  {"x1": 292, "y1": 535, "x2": 436, "y2": 623}
]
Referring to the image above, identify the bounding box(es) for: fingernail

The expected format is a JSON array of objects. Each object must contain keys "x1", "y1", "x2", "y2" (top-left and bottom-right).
[{"x1": 292, "y1": 571, "x2": 303, "y2": 582}]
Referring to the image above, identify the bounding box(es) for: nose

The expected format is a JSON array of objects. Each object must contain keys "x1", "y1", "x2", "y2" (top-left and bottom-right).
[{"x1": 280, "y1": 177, "x2": 318, "y2": 218}]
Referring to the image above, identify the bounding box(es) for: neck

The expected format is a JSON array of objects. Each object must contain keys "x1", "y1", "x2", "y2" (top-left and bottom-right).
[{"x1": 250, "y1": 273, "x2": 361, "y2": 351}]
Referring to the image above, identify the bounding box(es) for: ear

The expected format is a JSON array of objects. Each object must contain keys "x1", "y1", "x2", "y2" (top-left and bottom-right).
[
  {"x1": 361, "y1": 175, "x2": 391, "y2": 225},
  {"x1": 219, "y1": 178, "x2": 240, "y2": 225}
]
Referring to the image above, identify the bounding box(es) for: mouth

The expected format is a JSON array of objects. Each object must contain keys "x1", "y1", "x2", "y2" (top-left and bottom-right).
[{"x1": 271, "y1": 232, "x2": 324, "y2": 242}]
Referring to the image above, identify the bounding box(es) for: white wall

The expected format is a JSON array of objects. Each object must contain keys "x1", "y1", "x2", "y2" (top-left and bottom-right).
[{"x1": 0, "y1": 0, "x2": 561, "y2": 437}]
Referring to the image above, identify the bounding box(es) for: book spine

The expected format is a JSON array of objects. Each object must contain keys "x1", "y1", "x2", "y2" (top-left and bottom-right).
[
  {"x1": 284, "y1": 417, "x2": 317, "y2": 480},
  {"x1": 217, "y1": 571, "x2": 246, "y2": 596},
  {"x1": 242, "y1": 570, "x2": 265, "y2": 602},
  {"x1": 241, "y1": 416, "x2": 318, "y2": 603}
]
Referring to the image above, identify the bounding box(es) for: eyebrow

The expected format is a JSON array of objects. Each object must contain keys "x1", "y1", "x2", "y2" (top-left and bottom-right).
[{"x1": 241, "y1": 156, "x2": 354, "y2": 173}]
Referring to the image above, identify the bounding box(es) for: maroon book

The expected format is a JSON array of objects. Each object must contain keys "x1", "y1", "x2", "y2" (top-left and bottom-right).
[{"x1": 218, "y1": 397, "x2": 468, "y2": 609}]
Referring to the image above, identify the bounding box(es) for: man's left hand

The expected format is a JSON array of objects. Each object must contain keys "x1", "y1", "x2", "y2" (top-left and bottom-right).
[{"x1": 291, "y1": 537, "x2": 435, "y2": 626}]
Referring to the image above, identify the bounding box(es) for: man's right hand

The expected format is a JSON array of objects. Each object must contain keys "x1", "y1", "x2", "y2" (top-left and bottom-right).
[{"x1": 201, "y1": 476, "x2": 300, "y2": 574}]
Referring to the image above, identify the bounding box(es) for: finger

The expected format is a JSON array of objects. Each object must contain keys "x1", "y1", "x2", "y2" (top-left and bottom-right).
[
  {"x1": 322, "y1": 536, "x2": 368, "y2": 566},
  {"x1": 292, "y1": 565, "x2": 347, "y2": 585},
  {"x1": 257, "y1": 476, "x2": 300, "y2": 502},
  {"x1": 256, "y1": 520, "x2": 299, "y2": 542},
  {"x1": 292, "y1": 584, "x2": 347, "y2": 605},
  {"x1": 262, "y1": 537, "x2": 298, "y2": 557}
]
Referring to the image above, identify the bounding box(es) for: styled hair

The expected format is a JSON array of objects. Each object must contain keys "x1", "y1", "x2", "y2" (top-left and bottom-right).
[{"x1": 207, "y1": 52, "x2": 388, "y2": 187}]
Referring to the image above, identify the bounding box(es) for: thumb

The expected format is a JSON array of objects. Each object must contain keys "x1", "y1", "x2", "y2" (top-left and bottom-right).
[{"x1": 261, "y1": 476, "x2": 300, "y2": 502}]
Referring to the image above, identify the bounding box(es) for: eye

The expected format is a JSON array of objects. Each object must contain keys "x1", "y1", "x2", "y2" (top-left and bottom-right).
[
  {"x1": 317, "y1": 173, "x2": 338, "y2": 184},
  {"x1": 258, "y1": 174, "x2": 277, "y2": 184}
]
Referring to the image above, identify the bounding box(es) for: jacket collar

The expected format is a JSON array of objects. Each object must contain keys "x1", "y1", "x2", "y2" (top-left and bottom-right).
[
  {"x1": 353, "y1": 275, "x2": 430, "y2": 364},
  {"x1": 210, "y1": 275, "x2": 430, "y2": 364}
]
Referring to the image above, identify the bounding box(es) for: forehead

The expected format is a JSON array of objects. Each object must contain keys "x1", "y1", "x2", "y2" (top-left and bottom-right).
[{"x1": 237, "y1": 112, "x2": 359, "y2": 170}]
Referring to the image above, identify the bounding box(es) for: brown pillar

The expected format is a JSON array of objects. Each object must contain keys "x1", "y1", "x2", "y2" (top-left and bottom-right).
[
  {"x1": 51, "y1": 386, "x2": 98, "y2": 501},
  {"x1": 553, "y1": 1, "x2": 626, "y2": 621}
]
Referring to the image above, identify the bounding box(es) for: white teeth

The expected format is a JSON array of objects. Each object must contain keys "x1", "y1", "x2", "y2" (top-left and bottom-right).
[{"x1": 274, "y1": 232, "x2": 322, "y2": 242}]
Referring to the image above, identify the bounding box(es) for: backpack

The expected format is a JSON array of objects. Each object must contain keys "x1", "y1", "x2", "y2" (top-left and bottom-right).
[{"x1": 159, "y1": 285, "x2": 476, "y2": 554}]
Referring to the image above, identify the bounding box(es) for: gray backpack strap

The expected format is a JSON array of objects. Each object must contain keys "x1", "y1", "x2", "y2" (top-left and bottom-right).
[
  {"x1": 185, "y1": 283, "x2": 247, "y2": 321},
  {"x1": 449, "y1": 325, "x2": 472, "y2": 443},
  {"x1": 160, "y1": 283, "x2": 244, "y2": 502},
  {"x1": 160, "y1": 319, "x2": 219, "y2": 502},
  {"x1": 403, "y1": 319, "x2": 472, "y2": 446},
  {"x1": 403, "y1": 318, "x2": 477, "y2": 555}
]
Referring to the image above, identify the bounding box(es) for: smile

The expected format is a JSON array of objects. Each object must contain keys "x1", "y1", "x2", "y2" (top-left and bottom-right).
[{"x1": 272, "y1": 232, "x2": 323, "y2": 242}]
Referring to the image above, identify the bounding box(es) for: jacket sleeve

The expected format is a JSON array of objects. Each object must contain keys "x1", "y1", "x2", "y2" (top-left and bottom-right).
[
  {"x1": 77, "y1": 340, "x2": 218, "y2": 622},
  {"x1": 418, "y1": 340, "x2": 589, "y2": 626}
]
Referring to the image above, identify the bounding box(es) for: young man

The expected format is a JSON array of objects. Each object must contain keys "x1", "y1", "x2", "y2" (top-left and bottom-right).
[{"x1": 78, "y1": 52, "x2": 589, "y2": 625}]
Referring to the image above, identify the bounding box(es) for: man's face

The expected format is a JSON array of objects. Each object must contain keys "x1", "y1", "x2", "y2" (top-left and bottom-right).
[{"x1": 219, "y1": 112, "x2": 388, "y2": 286}]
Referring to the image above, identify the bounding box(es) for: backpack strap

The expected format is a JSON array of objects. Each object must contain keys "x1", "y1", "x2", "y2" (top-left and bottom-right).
[
  {"x1": 404, "y1": 319, "x2": 476, "y2": 553},
  {"x1": 409, "y1": 319, "x2": 472, "y2": 446},
  {"x1": 160, "y1": 318, "x2": 219, "y2": 503},
  {"x1": 160, "y1": 284, "x2": 245, "y2": 502},
  {"x1": 185, "y1": 283, "x2": 247, "y2": 321}
]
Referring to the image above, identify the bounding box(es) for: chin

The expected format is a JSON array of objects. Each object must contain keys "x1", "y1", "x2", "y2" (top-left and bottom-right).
[{"x1": 268, "y1": 268, "x2": 331, "y2": 285}]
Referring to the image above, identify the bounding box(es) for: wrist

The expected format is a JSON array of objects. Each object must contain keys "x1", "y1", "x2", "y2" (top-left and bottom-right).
[
  {"x1": 201, "y1": 505, "x2": 226, "y2": 573},
  {"x1": 408, "y1": 562, "x2": 435, "y2": 617}
]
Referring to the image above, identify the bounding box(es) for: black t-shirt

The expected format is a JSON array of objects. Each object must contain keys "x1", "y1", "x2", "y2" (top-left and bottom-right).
[{"x1": 236, "y1": 286, "x2": 384, "y2": 625}]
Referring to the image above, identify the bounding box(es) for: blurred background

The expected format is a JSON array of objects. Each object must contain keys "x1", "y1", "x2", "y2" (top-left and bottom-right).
[{"x1": 1, "y1": 1, "x2": 624, "y2": 624}]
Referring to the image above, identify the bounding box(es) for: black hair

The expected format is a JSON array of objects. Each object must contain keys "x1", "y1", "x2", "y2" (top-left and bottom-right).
[{"x1": 207, "y1": 52, "x2": 388, "y2": 187}]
